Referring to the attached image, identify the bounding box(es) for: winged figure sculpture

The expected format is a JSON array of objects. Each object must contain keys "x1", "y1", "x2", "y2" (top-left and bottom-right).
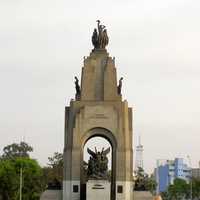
[{"x1": 86, "y1": 147, "x2": 110, "y2": 179}]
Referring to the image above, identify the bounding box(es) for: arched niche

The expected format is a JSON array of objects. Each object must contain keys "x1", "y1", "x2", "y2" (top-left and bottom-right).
[
  {"x1": 80, "y1": 127, "x2": 117, "y2": 200},
  {"x1": 83, "y1": 136, "x2": 112, "y2": 171}
]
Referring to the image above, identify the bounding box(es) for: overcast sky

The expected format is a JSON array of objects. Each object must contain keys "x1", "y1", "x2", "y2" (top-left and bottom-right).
[{"x1": 0, "y1": 0, "x2": 200, "y2": 173}]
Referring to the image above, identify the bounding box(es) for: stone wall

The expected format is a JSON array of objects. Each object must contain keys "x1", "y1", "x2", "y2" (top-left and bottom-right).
[
  {"x1": 133, "y1": 191, "x2": 153, "y2": 200},
  {"x1": 40, "y1": 190, "x2": 62, "y2": 200}
]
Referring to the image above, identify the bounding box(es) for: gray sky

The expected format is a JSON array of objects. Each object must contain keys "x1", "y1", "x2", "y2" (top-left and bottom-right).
[{"x1": 0, "y1": 0, "x2": 200, "y2": 173}]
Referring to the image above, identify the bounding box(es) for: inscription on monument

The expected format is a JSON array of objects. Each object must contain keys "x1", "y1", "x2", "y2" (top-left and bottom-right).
[{"x1": 89, "y1": 114, "x2": 108, "y2": 119}]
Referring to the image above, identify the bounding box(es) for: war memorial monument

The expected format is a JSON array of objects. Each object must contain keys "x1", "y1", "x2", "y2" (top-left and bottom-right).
[{"x1": 63, "y1": 21, "x2": 134, "y2": 200}]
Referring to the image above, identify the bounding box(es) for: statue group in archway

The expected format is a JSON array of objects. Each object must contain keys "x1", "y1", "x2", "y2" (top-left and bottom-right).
[{"x1": 86, "y1": 147, "x2": 110, "y2": 180}]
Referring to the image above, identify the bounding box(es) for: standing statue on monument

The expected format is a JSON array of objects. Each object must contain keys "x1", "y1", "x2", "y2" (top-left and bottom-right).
[
  {"x1": 98, "y1": 29, "x2": 108, "y2": 49},
  {"x1": 74, "y1": 76, "x2": 81, "y2": 99},
  {"x1": 117, "y1": 77, "x2": 123, "y2": 95},
  {"x1": 91, "y1": 20, "x2": 109, "y2": 49},
  {"x1": 97, "y1": 20, "x2": 105, "y2": 48},
  {"x1": 92, "y1": 28, "x2": 98, "y2": 48}
]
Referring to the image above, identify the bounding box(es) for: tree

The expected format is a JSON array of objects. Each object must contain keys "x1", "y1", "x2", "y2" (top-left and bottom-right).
[
  {"x1": 161, "y1": 178, "x2": 190, "y2": 200},
  {"x1": 161, "y1": 178, "x2": 200, "y2": 200},
  {"x1": 134, "y1": 167, "x2": 147, "y2": 191},
  {"x1": 48, "y1": 152, "x2": 63, "y2": 169},
  {"x1": 2, "y1": 142, "x2": 33, "y2": 159},
  {"x1": 0, "y1": 142, "x2": 45, "y2": 200},
  {"x1": 192, "y1": 178, "x2": 200, "y2": 200},
  {"x1": 146, "y1": 177, "x2": 157, "y2": 195},
  {"x1": 0, "y1": 159, "x2": 18, "y2": 199},
  {"x1": 134, "y1": 167, "x2": 156, "y2": 193},
  {"x1": 0, "y1": 157, "x2": 44, "y2": 200},
  {"x1": 42, "y1": 152, "x2": 63, "y2": 189}
]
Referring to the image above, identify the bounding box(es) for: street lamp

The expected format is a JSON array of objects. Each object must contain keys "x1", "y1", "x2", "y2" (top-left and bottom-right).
[
  {"x1": 19, "y1": 166, "x2": 23, "y2": 200},
  {"x1": 187, "y1": 155, "x2": 192, "y2": 200},
  {"x1": 156, "y1": 160, "x2": 159, "y2": 195}
]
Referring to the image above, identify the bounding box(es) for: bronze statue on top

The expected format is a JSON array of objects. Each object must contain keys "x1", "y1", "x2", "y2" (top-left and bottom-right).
[
  {"x1": 74, "y1": 76, "x2": 81, "y2": 100},
  {"x1": 92, "y1": 20, "x2": 109, "y2": 49},
  {"x1": 117, "y1": 77, "x2": 123, "y2": 95},
  {"x1": 86, "y1": 147, "x2": 110, "y2": 180}
]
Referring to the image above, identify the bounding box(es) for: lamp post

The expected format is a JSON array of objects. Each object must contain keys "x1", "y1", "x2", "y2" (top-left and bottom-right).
[
  {"x1": 187, "y1": 155, "x2": 192, "y2": 200},
  {"x1": 8, "y1": 155, "x2": 23, "y2": 200},
  {"x1": 19, "y1": 150, "x2": 23, "y2": 200},
  {"x1": 167, "y1": 173, "x2": 170, "y2": 200},
  {"x1": 19, "y1": 166, "x2": 23, "y2": 200},
  {"x1": 156, "y1": 160, "x2": 160, "y2": 195}
]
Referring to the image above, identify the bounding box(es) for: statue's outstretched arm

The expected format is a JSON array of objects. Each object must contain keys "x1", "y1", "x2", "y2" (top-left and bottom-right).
[
  {"x1": 87, "y1": 148, "x2": 96, "y2": 158},
  {"x1": 102, "y1": 147, "x2": 110, "y2": 155}
]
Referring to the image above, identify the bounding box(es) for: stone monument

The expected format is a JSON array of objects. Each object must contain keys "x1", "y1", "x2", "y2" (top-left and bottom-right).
[{"x1": 63, "y1": 21, "x2": 134, "y2": 200}]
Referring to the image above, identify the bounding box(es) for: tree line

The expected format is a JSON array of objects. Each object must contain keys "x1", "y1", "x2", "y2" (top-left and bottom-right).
[
  {"x1": 161, "y1": 178, "x2": 200, "y2": 200},
  {"x1": 133, "y1": 167, "x2": 200, "y2": 200},
  {"x1": 1, "y1": 142, "x2": 200, "y2": 200},
  {"x1": 0, "y1": 142, "x2": 63, "y2": 200}
]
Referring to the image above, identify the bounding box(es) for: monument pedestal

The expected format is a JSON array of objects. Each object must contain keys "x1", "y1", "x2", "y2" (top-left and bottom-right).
[{"x1": 86, "y1": 180, "x2": 110, "y2": 200}]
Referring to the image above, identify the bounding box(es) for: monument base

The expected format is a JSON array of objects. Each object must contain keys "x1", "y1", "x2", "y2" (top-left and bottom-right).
[
  {"x1": 86, "y1": 180, "x2": 111, "y2": 200},
  {"x1": 40, "y1": 190, "x2": 62, "y2": 200}
]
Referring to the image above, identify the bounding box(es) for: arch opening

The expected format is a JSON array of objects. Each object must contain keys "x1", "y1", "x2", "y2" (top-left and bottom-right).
[
  {"x1": 80, "y1": 128, "x2": 117, "y2": 200},
  {"x1": 83, "y1": 136, "x2": 112, "y2": 182}
]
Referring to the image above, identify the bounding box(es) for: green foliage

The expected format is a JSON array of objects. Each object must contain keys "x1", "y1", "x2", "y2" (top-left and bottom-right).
[
  {"x1": 16, "y1": 158, "x2": 45, "y2": 200},
  {"x1": 134, "y1": 167, "x2": 156, "y2": 193},
  {"x1": 161, "y1": 178, "x2": 191, "y2": 200},
  {"x1": 0, "y1": 158, "x2": 44, "y2": 200},
  {"x1": 192, "y1": 178, "x2": 200, "y2": 200},
  {"x1": 146, "y1": 177, "x2": 157, "y2": 195},
  {"x1": 134, "y1": 167, "x2": 147, "y2": 191},
  {"x1": 2, "y1": 141, "x2": 33, "y2": 159},
  {"x1": 0, "y1": 143, "x2": 64, "y2": 199},
  {"x1": 42, "y1": 152, "x2": 63, "y2": 189},
  {"x1": 168, "y1": 178, "x2": 190, "y2": 200},
  {"x1": 0, "y1": 159, "x2": 18, "y2": 199},
  {"x1": 0, "y1": 142, "x2": 44, "y2": 200},
  {"x1": 160, "y1": 178, "x2": 200, "y2": 200},
  {"x1": 48, "y1": 152, "x2": 63, "y2": 169}
]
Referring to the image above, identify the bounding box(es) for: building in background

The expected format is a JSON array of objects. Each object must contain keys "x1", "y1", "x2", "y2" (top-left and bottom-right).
[
  {"x1": 155, "y1": 158, "x2": 191, "y2": 193},
  {"x1": 192, "y1": 161, "x2": 200, "y2": 179},
  {"x1": 135, "y1": 136, "x2": 144, "y2": 171}
]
